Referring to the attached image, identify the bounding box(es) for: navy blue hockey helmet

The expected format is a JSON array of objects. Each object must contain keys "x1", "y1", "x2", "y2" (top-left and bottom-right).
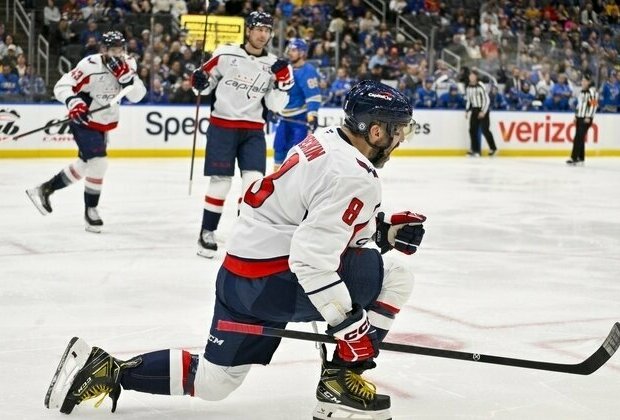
[
  {"x1": 246, "y1": 11, "x2": 274, "y2": 30},
  {"x1": 101, "y1": 31, "x2": 126, "y2": 48},
  {"x1": 343, "y1": 80, "x2": 414, "y2": 138}
]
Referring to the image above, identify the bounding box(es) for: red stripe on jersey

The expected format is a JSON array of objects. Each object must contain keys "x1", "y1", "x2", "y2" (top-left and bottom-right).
[
  {"x1": 223, "y1": 253, "x2": 289, "y2": 278},
  {"x1": 209, "y1": 116, "x2": 264, "y2": 130},
  {"x1": 86, "y1": 120, "x2": 118, "y2": 132},
  {"x1": 205, "y1": 196, "x2": 225, "y2": 206},
  {"x1": 181, "y1": 350, "x2": 194, "y2": 397},
  {"x1": 375, "y1": 300, "x2": 400, "y2": 315},
  {"x1": 69, "y1": 165, "x2": 82, "y2": 179},
  {"x1": 72, "y1": 75, "x2": 91, "y2": 93},
  {"x1": 202, "y1": 56, "x2": 219, "y2": 74},
  {"x1": 85, "y1": 177, "x2": 102, "y2": 184}
]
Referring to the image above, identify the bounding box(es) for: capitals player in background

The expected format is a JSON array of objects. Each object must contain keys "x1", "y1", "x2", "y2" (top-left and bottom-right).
[
  {"x1": 45, "y1": 81, "x2": 426, "y2": 420},
  {"x1": 26, "y1": 31, "x2": 146, "y2": 232},
  {"x1": 273, "y1": 38, "x2": 321, "y2": 172},
  {"x1": 190, "y1": 11, "x2": 293, "y2": 258}
]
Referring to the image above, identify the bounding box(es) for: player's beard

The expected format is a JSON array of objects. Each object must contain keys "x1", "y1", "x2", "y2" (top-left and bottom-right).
[
  {"x1": 369, "y1": 132, "x2": 399, "y2": 168},
  {"x1": 248, "y1": 37, "x2": 268, "y2": 51}
]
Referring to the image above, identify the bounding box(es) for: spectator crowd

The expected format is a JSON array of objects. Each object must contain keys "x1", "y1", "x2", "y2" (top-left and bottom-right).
[{"x1": 1, "y1": 0, "x2": 619, "y2": 112}]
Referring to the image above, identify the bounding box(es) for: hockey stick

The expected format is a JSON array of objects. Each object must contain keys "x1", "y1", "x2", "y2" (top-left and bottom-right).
[
  {"x1": 188, "y1": 1, "x2": 210, "y2": 196},
  {"x1": 12, "y1": 85, "x2": 135, "y2": 140},
  {"x1": 217, "y1": 320, "x2": 620, "y2": 375}
]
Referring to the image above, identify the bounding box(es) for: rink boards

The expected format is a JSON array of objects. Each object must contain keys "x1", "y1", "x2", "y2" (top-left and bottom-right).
[{"x1": 1, "y1": 104, "x2": 619, "y2": 158}]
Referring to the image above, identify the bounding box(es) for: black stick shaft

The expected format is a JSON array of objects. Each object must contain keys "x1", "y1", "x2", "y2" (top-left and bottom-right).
[
  {"x1": 188, "y1": 10, "x2": 210, "y2": 196},
  {"x1": 217, "y1": 320, "x2": 620, "y2": 376}
]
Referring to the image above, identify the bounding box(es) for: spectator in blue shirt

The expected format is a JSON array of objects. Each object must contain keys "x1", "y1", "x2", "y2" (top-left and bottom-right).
[
  {"x1": 543, "y1": 91, "x2": 570, "y2": 111},
  {"x1": 19, "y1": 65, "x2": 46, "y2": 101},
  {"x1": 276, "y1": 0, "x2": 295, "y2": 19},
  {"x1": 326, "y1": 67, "x2": 354, "y2": 107},
  {"x1": 515, "y1": 81, "x2": 536, "y2": 110},
  {"x1": 437, "y1": 84, "x2": 465, "y2": 109},
  {"x1": 550, "y1": 73, "x2": 573, "y2": 110},
  {"x1": 599, "y1": 71, "x2": 619, "y2": 112},
  {"x1": 148, "y1": 77, "x2": 169, "y2": 104},
  {"x1": 489, "y1": 84, "x2": 508, "y2": 110},
  {"x1": 0, "y1": 63, "x2": 20, "y2": 95},
  {"x1": 414, "y1": 77, "x2": 438, "y2": 108}
]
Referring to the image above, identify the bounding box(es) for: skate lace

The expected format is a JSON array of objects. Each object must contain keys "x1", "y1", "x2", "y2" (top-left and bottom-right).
[
  {"x1": 344, "y1": 371, "x2": 376, "y2": 401},
  {"x1": 79, "y1": 384, "x2": 113, "y2": 408}
]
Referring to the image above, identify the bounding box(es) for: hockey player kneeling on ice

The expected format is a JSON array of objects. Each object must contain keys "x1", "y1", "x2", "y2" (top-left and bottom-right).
[
  {"x1": 26, "y1": 31, "x2": 146, "y2": 233},
  {"x1": 45, "y1": 80, "x2": 425, "y2": 420}
]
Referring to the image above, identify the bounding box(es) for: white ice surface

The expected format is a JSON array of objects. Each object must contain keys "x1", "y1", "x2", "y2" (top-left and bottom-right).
[{"x1": 1, "y1": 157, "x2": 619, "y2": 420}]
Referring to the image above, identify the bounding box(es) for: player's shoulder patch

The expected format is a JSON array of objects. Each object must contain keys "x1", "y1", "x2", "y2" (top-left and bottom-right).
[{"x1": 80, "y1": 54, "x2": 103, "y2": 70}]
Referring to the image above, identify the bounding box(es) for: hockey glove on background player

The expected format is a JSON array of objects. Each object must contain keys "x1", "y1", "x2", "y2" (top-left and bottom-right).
[
  {"x1": 66, "y1": 97, "x2": 90, "y2": 125},
  {"x1": 326, "y1": 304, "x2": 379, "y2": 365},
  {"x1": 271, "y1": 59, "x2": 294, "y2": 91},
  {"x1": 105, "y1": 56, "x2": 133, "y2": 87},
  {"x1": 375, "y1": 211, "x2": 426, "y2": 255},
  {"x1": 191, "y1": 68, "x2": 209, "y2": 92},
  {"x1": 307, "y1": 114, "x2": 319, "y2": 132}
]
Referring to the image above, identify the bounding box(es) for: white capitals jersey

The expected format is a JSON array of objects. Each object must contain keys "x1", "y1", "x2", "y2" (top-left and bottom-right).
[
  {"x1": 199, "y1": 44, "x2": 289, "y2": 129},
  {"x1": 224, "y1": 127, "x2": 382, "y2": 295},
  {"x1": 54, "y1": 54, "x2": 146, "y2": 132}
]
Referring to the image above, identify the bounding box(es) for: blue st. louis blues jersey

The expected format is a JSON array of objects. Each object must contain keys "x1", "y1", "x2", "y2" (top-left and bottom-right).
[{"x1": 280, "y1": 63, "x2": 321, "y2": 118}]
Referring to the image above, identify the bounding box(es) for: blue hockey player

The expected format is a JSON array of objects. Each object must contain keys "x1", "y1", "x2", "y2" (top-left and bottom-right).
[{"x1": 273, "y1": 38, "x2": 322, "y2": 171}]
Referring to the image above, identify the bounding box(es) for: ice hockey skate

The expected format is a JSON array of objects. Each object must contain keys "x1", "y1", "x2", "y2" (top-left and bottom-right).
[
  {"x1": 313, "y1": 355, "x2": 391, "y2": 420},
  {"x1": 45, "y1": 337, "x2": 141, "y2": 414},
  {"x1": 84, "y1": 207, "x2": 103, "y2": 233},
  {"x1": 197, "y1": 229, "x2": 218, "y2": 258},
  {"x1": 25, "y1": 183, "x2": 53, "y2": 215}
]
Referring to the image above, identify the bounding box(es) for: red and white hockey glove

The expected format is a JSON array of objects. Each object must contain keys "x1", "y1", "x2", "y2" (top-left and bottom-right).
[
  {"x1": 106, "y1": 56, "x2": 133, "y2": 86},
  {"x1": 326, "y1": 304, "x2": 379, "y2": 364},
  {"x1": 66, "y1": 97, "x2": 90, "y2": 125},
  {"x1": 375, "y1": 211, "x2": 426, "y2": 255},
  {"x1": 271, "y1": 59, "x2": 294, "y2": 91}
]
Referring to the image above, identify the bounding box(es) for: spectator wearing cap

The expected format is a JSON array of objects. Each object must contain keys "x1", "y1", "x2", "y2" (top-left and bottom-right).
[
  {"x1": 0, "y1": 35, "x2": 23, "y2": 58},
  {"x1": 415, "y1": 77, "x2": 438, "y2": 108}
]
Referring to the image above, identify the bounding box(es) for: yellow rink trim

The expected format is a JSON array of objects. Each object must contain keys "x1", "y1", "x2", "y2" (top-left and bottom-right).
[{"x1": 2, "y1": 149, "x2": 620, "y2": 158}]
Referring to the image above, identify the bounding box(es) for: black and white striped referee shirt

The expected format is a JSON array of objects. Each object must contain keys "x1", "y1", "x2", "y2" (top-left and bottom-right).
[
  {"x1": 575, "y1": 87, "x2": 598, "y2": 119},
  {"x1": 465, "y1": 82, "x2": 490, "y2": 114}
]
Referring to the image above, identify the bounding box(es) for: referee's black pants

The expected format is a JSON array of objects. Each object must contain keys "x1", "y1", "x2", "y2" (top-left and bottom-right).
[
  {"x1": 469, "y1": 109, "x2": 497, "y2": 153},
  {"x1": 570, "y1": 118, "x2": 592, "y2": 162}
]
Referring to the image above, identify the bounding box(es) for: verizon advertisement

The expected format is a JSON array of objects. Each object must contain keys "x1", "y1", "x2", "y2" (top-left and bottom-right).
[{"x1": 1, "y1": 104, "x2": 618, "y2": 157}]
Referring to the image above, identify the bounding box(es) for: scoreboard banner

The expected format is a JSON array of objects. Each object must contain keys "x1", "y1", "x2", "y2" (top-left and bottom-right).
[{"x1": 180, "y1": 15, "x2": 245, "y2": 52}]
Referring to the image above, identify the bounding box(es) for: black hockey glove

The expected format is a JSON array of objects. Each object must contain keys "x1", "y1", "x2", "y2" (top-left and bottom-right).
[
  {"x1": 375, "y1": 211, "x2": 426, "y2": 255},
  {"x1": 307, "y1": 114, "x2": 318, "y2": 132},
  {"x1": 191, "y1": 69, "x2": 209, "y2": 92}
]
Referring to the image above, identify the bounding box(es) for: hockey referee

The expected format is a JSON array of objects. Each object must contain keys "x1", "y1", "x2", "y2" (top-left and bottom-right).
[
  {"x1": 567, "y1": 74, "x2": 598, "y2": 166},
  {"x1": 465, "y1": 72, "x2": 498, "y2": 157}
]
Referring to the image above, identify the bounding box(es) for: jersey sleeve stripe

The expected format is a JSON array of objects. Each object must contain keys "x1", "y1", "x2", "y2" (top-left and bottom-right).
[{"x1": 305, "y1": 278, "x2": 343, "y2": 296}]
